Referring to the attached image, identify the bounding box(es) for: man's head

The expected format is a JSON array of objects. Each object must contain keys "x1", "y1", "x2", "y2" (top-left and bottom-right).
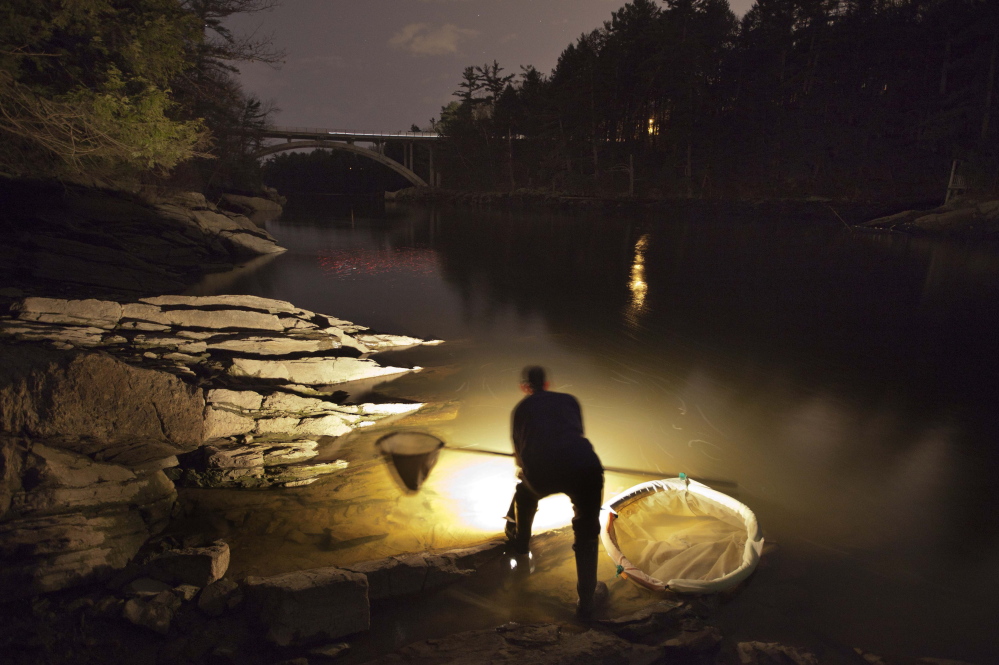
[{"x1": 521, "y1": 365, "x2": 549, "y2": 394}]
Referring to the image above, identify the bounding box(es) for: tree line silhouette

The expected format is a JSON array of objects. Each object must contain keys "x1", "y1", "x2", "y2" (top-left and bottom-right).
[{"x1": 431, "y1": 0, "x2": 999, "y2": 201}]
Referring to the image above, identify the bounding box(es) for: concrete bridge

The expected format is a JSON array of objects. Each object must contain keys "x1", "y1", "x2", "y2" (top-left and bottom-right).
[{"x1": 255, "y1": 126, "x2": 441, "y2": 188}]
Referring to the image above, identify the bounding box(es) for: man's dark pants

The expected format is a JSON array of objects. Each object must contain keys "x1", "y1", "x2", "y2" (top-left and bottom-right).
[{"x1": 505, "y1": 466, "x2": 604, "y2": 606}]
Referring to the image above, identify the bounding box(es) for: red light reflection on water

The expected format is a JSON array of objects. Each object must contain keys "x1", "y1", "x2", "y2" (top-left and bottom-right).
[{"x1": 318, "y1": 247, "x2": 438, "y2": 278}]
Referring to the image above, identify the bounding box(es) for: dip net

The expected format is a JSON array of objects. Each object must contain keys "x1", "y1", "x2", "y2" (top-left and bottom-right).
[{"x1": 600, "y1": 477, "x2": 763, "y2": 593}]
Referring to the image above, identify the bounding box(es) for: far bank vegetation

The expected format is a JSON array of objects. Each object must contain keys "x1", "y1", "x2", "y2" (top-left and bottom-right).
[{"x1": 432, "y1": 0, "x2": 999, "y2": 202}]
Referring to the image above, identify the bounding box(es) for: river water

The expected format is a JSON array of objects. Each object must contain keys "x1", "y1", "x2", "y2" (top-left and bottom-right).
[{"x1": 187, "y1": 200, "x2": 999, "y2": 662}]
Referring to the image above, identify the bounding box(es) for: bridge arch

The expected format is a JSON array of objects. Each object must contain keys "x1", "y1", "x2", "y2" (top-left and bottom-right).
[{"x1": 253, "y1": 140, "x2": 428, "y2": 187}]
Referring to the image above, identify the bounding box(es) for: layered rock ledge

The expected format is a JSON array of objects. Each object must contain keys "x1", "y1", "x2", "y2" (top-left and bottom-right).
[
  {"x1": 0, "y1": 294, "x2": 441, "y2": 598},
  {"x1": 0, "y1": 179, "x2": 286, "y2": 298}
]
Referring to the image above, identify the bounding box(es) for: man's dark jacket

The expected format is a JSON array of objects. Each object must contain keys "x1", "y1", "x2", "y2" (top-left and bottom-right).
[{"x1": 512, "y1": 390, "x2": 602, "y2": 494}]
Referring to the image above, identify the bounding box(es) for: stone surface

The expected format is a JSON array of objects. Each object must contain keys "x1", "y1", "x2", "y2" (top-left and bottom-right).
[
  {"x1": 0, "y1": 345, "x2": 204, "y2": 450},
  {"x1": 228, "y1": 357, "x2": 413, "y2": 385},
  {"x1": 0, "y1": 292, "x2": 436, "y2": 595},
  {"x1": 198, "y1": 577, "x2": 242, "y2": 616},
  {"x1": 14, "y1": 297, "x2": 123, "y2": 329},
  {"x1": 243, "y1": 567, "x2": 370, "y2": 646},
  {"x1": 737, "y1": 641, "x2": 820, "y2": 665},
  {"x1": 344, "y1": 539, "x2": 506, "y2": 600},
  {"x1": 0, "y1": 181, "x2": 285, "y2": 298},
  {"x1": 0, "y1": 443, "x2": 176, "y2": 597},
  {"x1": 144, "y1": 540, "x2": 230, "y2": 587},
  {"x1": 220, "y1": 193, "x2": 284, "y2": 217}
]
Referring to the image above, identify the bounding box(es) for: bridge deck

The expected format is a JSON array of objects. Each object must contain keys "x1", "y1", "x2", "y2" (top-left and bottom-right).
[{"x1": 261, "y1": 126, "x2": 440, "y2": 142}]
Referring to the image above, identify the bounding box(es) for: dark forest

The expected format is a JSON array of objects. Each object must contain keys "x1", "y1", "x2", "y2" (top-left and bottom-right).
[{"x1": 430, "y1": 0, "x2": 998, "y2": 201}]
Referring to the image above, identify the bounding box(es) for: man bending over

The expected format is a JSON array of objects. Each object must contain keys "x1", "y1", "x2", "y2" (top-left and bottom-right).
[{"x1": 505, "y1": 365, "x2": 607, "y2": 617}]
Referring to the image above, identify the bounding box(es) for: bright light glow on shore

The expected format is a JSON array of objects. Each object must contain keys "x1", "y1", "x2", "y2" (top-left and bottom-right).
[{"x1": 429, "y1": 451, "x2": 575, "y2": 534}]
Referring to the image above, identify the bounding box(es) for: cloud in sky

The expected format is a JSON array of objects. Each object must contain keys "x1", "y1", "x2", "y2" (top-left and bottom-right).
[{"x1": 389, "y1": 23, "x2": 479, "y2": 56}]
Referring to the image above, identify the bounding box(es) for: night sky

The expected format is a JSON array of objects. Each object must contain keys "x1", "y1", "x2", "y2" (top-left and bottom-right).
[{"x1": 227, "y1": 0, "x2": 756, "y2": 132}]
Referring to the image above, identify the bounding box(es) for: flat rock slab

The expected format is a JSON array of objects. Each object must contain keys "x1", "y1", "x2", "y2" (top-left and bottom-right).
[
  {"x1": 244, "y1": 567, "x2": 370, "y2": 646},
  {"x1": 228, "y1": 357, "x2": 414, "y2": 386},
  {"x1": 144, "y1": 540, "x2": 230, "y2": 587}
]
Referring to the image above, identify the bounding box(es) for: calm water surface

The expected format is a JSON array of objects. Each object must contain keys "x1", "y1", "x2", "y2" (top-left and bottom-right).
[{"x1": 188, "y1": 201, "x2": 999, "y2": 662}]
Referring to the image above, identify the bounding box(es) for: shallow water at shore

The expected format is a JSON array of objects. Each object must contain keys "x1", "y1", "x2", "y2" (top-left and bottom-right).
[{"x1": 184, "y1": 200, "x2": 999, "y2": 662}]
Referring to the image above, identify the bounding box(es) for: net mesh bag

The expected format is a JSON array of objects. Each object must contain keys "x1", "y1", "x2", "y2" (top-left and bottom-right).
[{"x1": 601, "y1": 477, "x2": 763, "y2": 593}]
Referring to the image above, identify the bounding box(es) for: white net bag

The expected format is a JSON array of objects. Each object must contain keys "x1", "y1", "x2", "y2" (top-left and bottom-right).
[{"x1": 600, "y1": 476, "x2": 763, "y2": 593}]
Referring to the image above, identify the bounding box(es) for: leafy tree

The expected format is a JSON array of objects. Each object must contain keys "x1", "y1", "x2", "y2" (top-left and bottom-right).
[{"x1": 0, "y1": 0, "x2": 208, "y2": 178}]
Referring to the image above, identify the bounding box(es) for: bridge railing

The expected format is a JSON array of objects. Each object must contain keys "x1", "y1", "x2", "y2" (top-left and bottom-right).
[{"x1": 264, "y1": 126, "x2": 440, "y2": 139}]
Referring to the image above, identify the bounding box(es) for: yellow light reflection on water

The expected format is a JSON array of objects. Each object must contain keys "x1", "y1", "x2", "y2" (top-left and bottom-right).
[
  {"x1": 428, "y1": 451, "x2": 576, "y2": 534},
  {"x1": 626, "y1": 233, "x2": 651, "y2": 323}
]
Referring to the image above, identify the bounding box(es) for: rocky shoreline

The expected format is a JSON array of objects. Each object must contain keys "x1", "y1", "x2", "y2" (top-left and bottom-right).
[
  {"x1": 858, "y1": 197, "x2": 999, "y2": 239},
  {"x1": 0, "y1": 178, "x2": 286, "y2": 300},
  {"x1": 1, "y1": 183, "x2": 985, "y2": 664}
]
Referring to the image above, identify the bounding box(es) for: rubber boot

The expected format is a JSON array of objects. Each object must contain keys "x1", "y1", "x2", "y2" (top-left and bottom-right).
[
  {"x1": 573, "y1": 539, "x2": 607, "y2": 618},
  {"x1": 506, "y1": 487, "x2": 537, "y2": 555}
]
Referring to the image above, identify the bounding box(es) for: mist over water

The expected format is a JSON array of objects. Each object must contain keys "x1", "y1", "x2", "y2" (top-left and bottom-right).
[{"x1": 187, "y1": 200, "x2": 999, "y2": 662}]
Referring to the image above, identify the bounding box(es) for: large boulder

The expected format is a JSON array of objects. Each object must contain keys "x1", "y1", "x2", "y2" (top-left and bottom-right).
[
  {"x1": 243, "y1": 567, "x2": 370, "y2": 646},
  {"x1": 0, "y1": 345, "x2": 204, "y2": 451}
]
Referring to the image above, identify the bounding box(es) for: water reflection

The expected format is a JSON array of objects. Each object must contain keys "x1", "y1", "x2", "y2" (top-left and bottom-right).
[
  {"x1": 184, "y1": 203, "x2": 999, "y2": 663},
  {"x1": 625, "y1": 233, "x2": 650, "y2": 326}
]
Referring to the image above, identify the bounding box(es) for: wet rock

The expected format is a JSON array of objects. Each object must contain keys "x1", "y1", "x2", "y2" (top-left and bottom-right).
[
  {"x1": 144, "y1": 540, "x2": 230, "y2": 587},
  {"x1": 198, "y1": 578, "x2": 242, "y2": 616},
  {"x1": 737, "y1": 641, "x2": 820, "y2": 665},
  {"x1": 243, "y1": 567, "x2": 370, "y2": 646}
]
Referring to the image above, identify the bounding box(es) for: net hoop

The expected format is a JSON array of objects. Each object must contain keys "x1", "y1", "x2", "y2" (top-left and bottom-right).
[{"x1": 600, "y1": 477, "x2": 763, "y2": 593}]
